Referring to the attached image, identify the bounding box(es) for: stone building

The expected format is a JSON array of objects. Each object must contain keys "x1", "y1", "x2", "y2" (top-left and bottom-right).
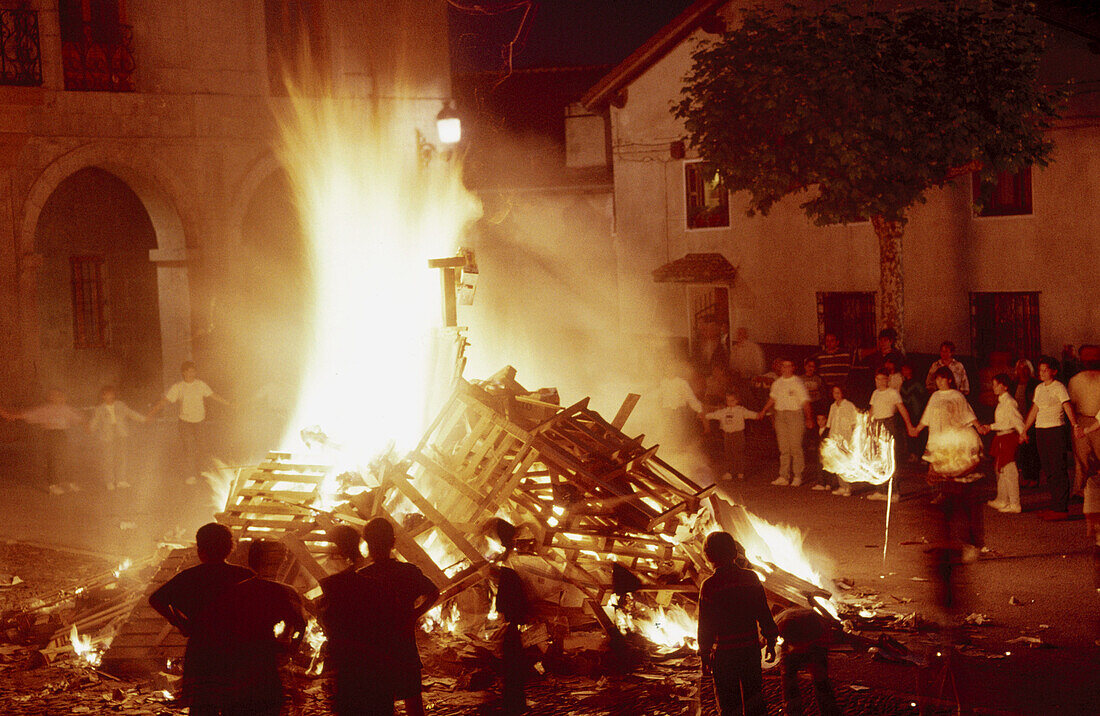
[
  {"x1": 578, "y1": 0, "x2": 1100, "y2": 366},
  {"x1": 0, "y1": 0, "x2": 452, "y2": 407}
]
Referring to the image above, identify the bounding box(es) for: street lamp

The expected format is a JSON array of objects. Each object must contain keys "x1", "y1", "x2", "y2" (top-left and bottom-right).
[{"x1": 436, "y1": 100, "x2": 461, "y2": 145}]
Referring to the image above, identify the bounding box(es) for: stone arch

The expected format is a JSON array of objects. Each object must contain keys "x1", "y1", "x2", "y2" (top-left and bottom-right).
[{"x1": 18, "y1": 143, "x2": 196, "y2": 390}]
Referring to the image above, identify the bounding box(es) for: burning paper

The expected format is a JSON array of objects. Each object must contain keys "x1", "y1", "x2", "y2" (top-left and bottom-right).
[
  {"x1": 820, "y1": 411, "x2": 895, "y2": 485},
  {"x1": 69, "y1": 625, "x2": 102, "y2": 667}
]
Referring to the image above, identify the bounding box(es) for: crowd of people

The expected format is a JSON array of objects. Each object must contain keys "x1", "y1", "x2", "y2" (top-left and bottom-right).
[{"x1": 675, "y1": 326, "x2": 1100, "y2": 540}]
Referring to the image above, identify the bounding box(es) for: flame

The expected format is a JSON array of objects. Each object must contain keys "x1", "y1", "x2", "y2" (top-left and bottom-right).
[
  {"x1": 112, "y1": 558, "x2": 132, "y2": 579},
  {"x1": 925, "y1": 426, "x2": 982, "y2": 477},
  {"x1": 272, "y1": 75, "x2": 482, "y2": 460},
  {"x1": 304, "y1": 617, "x2": 327, "y2": 675},
  {"x1": 616, "y1": 603, "x2": 698, "y2": 652},
  {"x1": 821, "y1": 411, "x2": 895, "y2": 485},
  {"x1": 69, "y1": 625, "x2": 102, "y2": 667},
  {"x1": 423, "y1": 601, "x2": 460, "y2": 634}
]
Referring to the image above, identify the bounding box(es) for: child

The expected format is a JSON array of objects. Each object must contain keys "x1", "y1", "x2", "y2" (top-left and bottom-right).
[
  {"x1": 148, "y1": 361, "x2": 231, "y2": 485},
  {"x1": 702, "y1": 390, "x2": 759, "y2": 481},
  {"x1": 868, "y1": 368, "x2": 914, "y2": 501},
  {"x1": 87, "y1": 385, "x2": 146, "y2": 490},
  {"x1": 698, "y1": 531, "x2": 777, "y2": 716},
  {"x1": 979, "y1": 374, "x2": 1026, "y2": 513},
  {"x1": 359, "y1": 518, "x2": 440, "y2": 716},
  {"x1": 899, "y1": 362, "x2": 929, "y2": 462},
  {"x1": 148, "y1": 523, "x2": 254, "y2": 714},
  {"x1": 825, "y1": 385, "x2": 857, "y2": 496},
  {"x1": 1, "y1": 389, "x2": 84, "y2": 494},
  {"x1": 774, "y1": 605, "x2": 840, "y2": 716}
]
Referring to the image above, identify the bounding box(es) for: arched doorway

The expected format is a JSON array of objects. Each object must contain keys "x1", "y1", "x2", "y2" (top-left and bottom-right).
[
  {"x1": 32, "y1": 167, "x2": 162, "y2": 405},
  {"x1": 222, "y1": 169, "x2": 310, "y2": 454}
]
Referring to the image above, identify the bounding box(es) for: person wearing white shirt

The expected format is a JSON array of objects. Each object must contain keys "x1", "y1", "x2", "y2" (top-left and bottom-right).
[
  {"x1": 1, "y1": 389, "x2": 84, "y2": 495},
  {"x1": 978, "y1": 374, "x2": 1026, "y2": 513},
  {"x1": 822, "y1": 385, "x2": 858, "y2": 495},
  {"x1": 88, "y1": 385, "x2": 147, "y2": 491},
  {"x1": 867, "y1": 369, "x2": 914, "y2": 501},
  {"x1": 1021, "y1": 356, "x2": 1078, "y2": 520},
  {"x1": 148, "y1": 361, "x2": 231, "y2": 485},
  {"x1": 704, "y1": 391, "x2": 759, "y2": 480},
  {"x1": 758, "y1": 359, "x2": 813, "y2": 487},
  {"x1": 925, "y1": 341, "x2": 970, "y2": 395}
]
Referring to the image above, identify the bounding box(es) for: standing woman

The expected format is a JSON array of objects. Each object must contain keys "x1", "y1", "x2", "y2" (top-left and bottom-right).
[
  {"x1": 910, "y1": 367, "x2": 984, "y2": 555},
  {"x1": 823, "y1": 385, "x2": 858, "y2": 496},
  {"x1": 1020, "y1": 356, "x2": 1079, "y2": 521}
]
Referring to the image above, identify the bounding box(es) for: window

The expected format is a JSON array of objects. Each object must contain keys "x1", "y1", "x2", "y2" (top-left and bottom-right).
[
  {"x1": 817, "y1": 292, "x2": 875, "y2": 353},
  {"x1": 70, "y1": 255, "x2": 108, "y2": 348},
  {"x1": 970, "y1": 292, "x2": 1039, "y2": 362},
  {"x1": 973, "y1": 167, "x2": 1032, "y2": 217},
  {"x1": 59, "y1": 0, "x2": 134, "y2": 91},
  {"x1": 264, "y1": 0, "x2": 328, "y2": 95},
  {"x1": 685, "y1": 161, "x2": 729, "y2": 229}
]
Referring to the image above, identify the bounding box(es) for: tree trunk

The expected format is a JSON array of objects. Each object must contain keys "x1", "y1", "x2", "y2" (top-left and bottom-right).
[{"x1": 871, "y1": 215, "x2": 904, "y2": 350}]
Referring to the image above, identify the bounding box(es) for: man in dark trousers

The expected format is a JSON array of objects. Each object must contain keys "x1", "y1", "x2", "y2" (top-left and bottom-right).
[
  {"x1": 698, "y1": 531, "x2": 778, "y2": 716},
  {"x1": 774, "y1": 605, "x2": 840, "y2": 716},
  {"x1": 212, "y1": 540, "x2": 306, "y2": 716},
  {"x1": 359, "y1": 517, "x2": 440, "y2": 716},
  {"x1": 318, "y1": 525, "x2": 393, "y2": 716},
  {"x1": 148, "y1": 523, "x2": 253, "y2": 716}
]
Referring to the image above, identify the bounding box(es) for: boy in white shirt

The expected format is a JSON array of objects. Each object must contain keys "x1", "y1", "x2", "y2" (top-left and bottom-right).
[
  {"x1": 867, "y1": 369, "x2": 914, "y2": 501},
  {"x1": 703, "y1": 390, "x2": 759, "y2": 481},
  {"x1": 148, "y1": 361, "x2": 231, "y2": 485}
]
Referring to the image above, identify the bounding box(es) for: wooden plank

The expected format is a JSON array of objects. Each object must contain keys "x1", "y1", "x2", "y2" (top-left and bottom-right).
[{"x1": 389, "y1": 474, "x2": 491, "y2": 569}]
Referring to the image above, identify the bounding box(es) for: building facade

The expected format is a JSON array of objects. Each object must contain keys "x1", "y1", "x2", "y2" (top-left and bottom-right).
[
  {"x1": 580, "y1": 0, "x2": 1100, "y2": 365},
  {"x1": 0, "y1": 0, "x2": 451, "y2": 406}
]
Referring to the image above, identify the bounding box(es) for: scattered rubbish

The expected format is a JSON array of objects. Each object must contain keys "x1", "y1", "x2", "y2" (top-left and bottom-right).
[
  {"x1": 1008, "y1": 596, "x2": 1033, "y2": 606},
  {"x1": 117, "y1": 522, "x2": 136, "y2": 531},
  {"x1": 0, "y1": 575, "x2": 24, "y2": 588},
  {"x1": 1007, "y1": 636, "x2": 1044, "y2": 648},
  {"x1": 964, "y1": 613, "x2": 992, "y2": 626},
  {"x1": 909, "y1": 577, "x2": 929, "y2": 582},
  {"x1": 849, "y1": 685, "x2": 871, "y2": 691}
]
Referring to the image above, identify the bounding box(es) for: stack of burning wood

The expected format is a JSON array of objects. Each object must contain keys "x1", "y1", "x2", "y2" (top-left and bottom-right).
[{"x1": 101, "y1": 368, "x2": 834, "y2": 674}]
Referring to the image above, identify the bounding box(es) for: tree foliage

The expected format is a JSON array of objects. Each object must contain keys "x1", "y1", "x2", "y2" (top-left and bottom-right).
[{"x1": 672, "y1": 0, "x2": 1063, "y2": 226}]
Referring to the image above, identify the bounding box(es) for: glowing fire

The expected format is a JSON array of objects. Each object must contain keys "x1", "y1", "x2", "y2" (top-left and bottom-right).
[
  {"x1": 112, "y1": 558, "x2": 132, "y2": 579},
  {"x1": 820, "y1": 411, "x2": 895, "y2": 485},
  {"x1": 925, "y1": 426, "x2": 982, "y2": 477},
  {"x1": 617, "y1": 603, "x2": 698, "y2": 652},
  {"x1": 272, "y1": 76, "x2": 481, "y2": 460},
  {"x1": 422, "y1": 601, "x2": 460, "y2": 635},
  {"x1": 69, "y1": 625, "x2": 102, "y2": 667}
]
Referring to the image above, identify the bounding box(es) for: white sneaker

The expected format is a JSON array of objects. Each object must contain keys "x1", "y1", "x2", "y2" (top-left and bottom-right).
[
  {"x1": 999, "y1": 504, "x2": 1022, "y2": 513},
  {"x1": 867, "y1": 492, "x2": 898, "y2": 502},
  {"x1": 48, "y1": 484, "x2": 65, "y2": 496},
  {"x1": 185, "y1": 476, "x2": 197, "y2": 485},
  {"x1": 986, "y1": 500, "x2": 1006, "y2": 510},
  {"x1": 771, "y1": 476, "x2": 790, "y2": 486},
  {"x1": 790, "y1": 477, "x2": 803, "y2": 487},
  {"x1": 116, "y1": 480, "x2": 131, "y2": 489},
  {"x1": 106, "y1": 482, "x2": 115, "y2": 491},
  {"x1": 811, "y1": 484, "x2": 830, "y2": 491},
  {"x1": 832, "y1": 487, "x2": 852, "y2": 497}
]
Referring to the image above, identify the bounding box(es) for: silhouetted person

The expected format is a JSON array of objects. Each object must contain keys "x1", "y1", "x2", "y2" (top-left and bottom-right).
[
  {"x1": 773, "y1": 606, "x2": 840, "y2": 716},
  {"x1": 359, "y1": 518, "x2": 440, "y2": 716},
  {"x1": 211, "y1": 540, "x2": 305, "y2": 716},
  {"x1": 698, "y1": 531, "x2": 778, "y2": 716},
  {"x1": 148, "y1": 523, "x2": 253, "y2": 716},
  {"x1": 319, "y1": 525, "x2": 392, "y2": 716}
]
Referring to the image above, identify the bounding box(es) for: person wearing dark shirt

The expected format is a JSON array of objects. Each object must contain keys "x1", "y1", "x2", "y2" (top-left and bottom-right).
[
  {"x1": 774, "y1": 606, "x2": 839, "y2": 716},
  {"x1": 319, "y1": 525, "x2": 393, "y2": 716},
  {"x1": 148, "y1": 523, "x2": 253, "y2": 716},
  {"x1": 698, "y1": 531, "x2": 778, "y2": 716},
  {"x1": 211, "y1": 540, "x2": 305, "y2": 716},
  {"x1": 359, "y1": 518, "x2": 440, "y2": 716},
  {"x1": 814, "y1": 333, "x2": 853, "y2": 391}
]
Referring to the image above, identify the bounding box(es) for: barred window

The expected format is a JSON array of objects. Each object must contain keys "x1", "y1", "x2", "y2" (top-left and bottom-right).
[{"x1": 70, "y1": 254, "x2": 108, "y2": 348}]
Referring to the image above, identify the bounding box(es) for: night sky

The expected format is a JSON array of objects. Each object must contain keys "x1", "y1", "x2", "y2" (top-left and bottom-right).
[{"x1": 448, "y1": 0, "x2": 699, "y2": 73}]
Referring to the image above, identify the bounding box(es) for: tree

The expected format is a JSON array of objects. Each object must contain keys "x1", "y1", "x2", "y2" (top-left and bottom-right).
[{"x1": 672, "y1": 0, "x2": 1061, "y2": 345}]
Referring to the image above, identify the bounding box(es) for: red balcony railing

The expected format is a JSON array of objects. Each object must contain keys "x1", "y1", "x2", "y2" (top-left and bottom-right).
[{"x1": 62, "y1": 21, "x2": 134, "y2": 91}]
